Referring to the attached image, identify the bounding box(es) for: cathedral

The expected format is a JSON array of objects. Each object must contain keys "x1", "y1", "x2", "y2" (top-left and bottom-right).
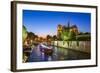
[{"x1": 57, "y1": 21, "x2": 78, "y2": 39}]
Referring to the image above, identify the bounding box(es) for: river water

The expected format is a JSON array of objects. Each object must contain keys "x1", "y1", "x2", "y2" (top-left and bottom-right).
[{"x1": 27, "y1": 44, "x2": 90, "y2": 62}]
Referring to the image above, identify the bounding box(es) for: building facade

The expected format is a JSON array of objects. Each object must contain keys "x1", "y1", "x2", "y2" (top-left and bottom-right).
[{"x1": 57, "y1": 22, "x2": 78, "y2": 40}]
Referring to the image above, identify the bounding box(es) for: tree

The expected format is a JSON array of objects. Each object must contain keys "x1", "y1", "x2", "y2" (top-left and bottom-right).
[
  {"x1": 46, "y1": 35, "x2": 53, "y2": 43},
  {"x1": 69, "y1": 31, "x2": 76, "y2": 40},
  {"x1": 52, "y1": 35, "x2": 57, "y2": 41},
  {"x1": 27, "y1": 32, "x2": 37, "y2": 41},
  {"x1": 78, "y1": 32, "x2": 83, "y2": 35},
  {"x1": 61, "y1": 30, "x2": 70, "y2": 41},
  {"x1": 34, "y1": 35, "x2": 38, "y2": 39},
  {"x1": 22, "y1": 25, "x2": 27, "y2": 43},
  {"x1": 47, "y1": 35, "x2": 52, "y2": 39},
  {"x1": 84, "y1": 32, "x2": 90, "y2": 35}
]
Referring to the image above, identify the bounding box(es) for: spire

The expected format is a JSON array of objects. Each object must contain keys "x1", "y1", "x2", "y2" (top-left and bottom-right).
[
  {"x1": 67, "y1": 21, "x2": 70, "y2": 28},
  {"x1": 67, "y1": 21, "x2": 70, "y2": 32}
]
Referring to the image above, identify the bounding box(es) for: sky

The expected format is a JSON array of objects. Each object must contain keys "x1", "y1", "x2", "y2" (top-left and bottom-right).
[{"x1": 23, "y1": 10, "x2": 91, "y2": 37}]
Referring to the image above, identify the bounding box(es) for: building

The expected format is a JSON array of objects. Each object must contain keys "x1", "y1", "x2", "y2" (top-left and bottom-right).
[
  {"x1": 57, "y1": 21, "x2": 78, "y2": 40},
  {"x1": 57, "y1": 24, "x2": 63, "y2": 39},
  {"x1": 70, "y1": 25, "x2": 78, "y2": 35}
]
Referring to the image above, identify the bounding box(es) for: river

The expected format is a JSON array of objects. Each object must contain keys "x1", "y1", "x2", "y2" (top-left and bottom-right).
[{"x1": 27, "y1": 44, "x2": 90, "y2": 62}]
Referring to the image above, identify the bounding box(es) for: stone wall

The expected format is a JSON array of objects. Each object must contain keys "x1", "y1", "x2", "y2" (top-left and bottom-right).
[{"x1": 52, "y1": 41, "x2": 91, "y2": 53}]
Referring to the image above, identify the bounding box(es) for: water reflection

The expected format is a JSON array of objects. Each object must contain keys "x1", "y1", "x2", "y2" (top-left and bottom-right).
[{"x1": 25, "y1": 44, "x2": 90, "y2": 62}]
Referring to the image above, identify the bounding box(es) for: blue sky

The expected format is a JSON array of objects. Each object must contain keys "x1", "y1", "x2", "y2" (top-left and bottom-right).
[{"x1": 23, "y1": 10, "x2": 91, "y2": 37}]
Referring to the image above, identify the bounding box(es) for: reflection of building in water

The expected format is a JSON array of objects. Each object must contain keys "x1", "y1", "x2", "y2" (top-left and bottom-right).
[{"x1": 57, "y1": 21, "x2": 78, "y2": 39}]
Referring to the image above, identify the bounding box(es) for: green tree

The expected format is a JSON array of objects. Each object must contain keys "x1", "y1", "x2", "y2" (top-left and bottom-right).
[
  {"x1": 69, "y1": 31, "x2": 76, "y2": 40},
  {"x1": 22, "y1": 25, "x2": 27, "y2": 43},
  {"x1": 61, "y1": 30, "x2": 70, "y2": 41},
  {"x1": 52, "y1": 35, "x2": 57, "y2": 41},
  {"x1": 27, "y1": 32, "x2": 35, "y2": 39},
  {"x1": 47, "y1": 35, "x2": 52, "y2": 39}
]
